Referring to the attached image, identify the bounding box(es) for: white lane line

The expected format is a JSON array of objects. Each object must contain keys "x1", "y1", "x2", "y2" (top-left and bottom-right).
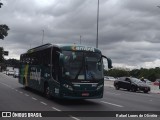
[
  {"x1": 106, "y1": 92, "x2": 121, "y2": 96},
  {"x1": 0, "y1": 82, "x2": 10, "y2": 87},
  {"x1": 51, "y1": 107, "x2": 61, "y2": 111},
  {"x1": 32, "y1": 97, "x2": 37, "y2": 100},
  {"x1": 25, "y1": 94, "x2": 29, "y2": 96},
  {"x1": 40, "y1": 101, "x2": 47, "y2": 106},
  {"x1": 15, "y1": 89, "x2": 19, "y2": 92},
  {"x1": 7, "y1": 85, "x2": 12, "y2": 88},
  {"x1": 69, "y1": 115, "x2": 81, "y2": 120},
  {"x1": 19, "y1": 91, "x2": 23, "y2": 94},
  {"x1": 0, "y1": 82, "x2": 16, "y2": 90},
  {"x1": 101, "y1": 101, "x2": 124, "y2": 107}
]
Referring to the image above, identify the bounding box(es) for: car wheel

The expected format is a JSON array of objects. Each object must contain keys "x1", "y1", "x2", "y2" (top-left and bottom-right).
[
  {"x1": 127, "y1": 88, "x2": 130, "y2": 91},
  {"x1": 115, "y1": 84, "x2": 120, "y2": 90},
  {"x1": 144, "y1": 90, "x2": 148, "y2": 93},
  {"x1": 131, "y1": 86, "x2": 137, "y2": 92}
]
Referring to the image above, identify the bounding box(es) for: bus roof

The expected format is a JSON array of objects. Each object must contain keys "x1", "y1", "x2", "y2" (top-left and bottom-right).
[
  {"x1": 26, "y1": 43, "x2": 101, "y2": 54},
  {"x1": 57, "y1": 44, "x2": 101, "y2": 53}
]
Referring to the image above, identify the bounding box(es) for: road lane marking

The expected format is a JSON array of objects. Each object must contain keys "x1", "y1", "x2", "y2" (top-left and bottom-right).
[
  {"x1": 69, "y1": 115, "x2": 80, "y2": 120},
  {"x1": 40, "y1": 101, "x2": 47, "y2": 106},
  {"x1": 25, "y1": 94, "x2": 29, "y2": 96},
  {"x1": 15, "y1": 89, "x2": 19, "y2": 92},
  {"x1": 51, "y1": 107, "x2": 61, "y2": 111},
  {"x1": 0, "y1": 82, "x2": 15, "y2": 90},
  {"x1": 0, "y1": 82, "x2": 10, "y2": 87},
  {"x1": 19, "y1": 91, "x2": 23, "y2": 94},
  {"x1": 101, "y1": 101, "x2": 123, "y2": 107},
  {"x1": 32, "y1": 97, "x2": 37, "y2": 100}
]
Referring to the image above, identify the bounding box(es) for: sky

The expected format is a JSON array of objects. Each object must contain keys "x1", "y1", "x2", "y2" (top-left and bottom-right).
[{"x1": 0, "y1": 0, "x2": 160, "y2": 69}]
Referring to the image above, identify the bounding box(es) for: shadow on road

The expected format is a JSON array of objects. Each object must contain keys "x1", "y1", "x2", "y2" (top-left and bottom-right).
[
  {"x1": 51, "y1": 98, "x2": 100, "y2": 106},
  {"x1": 115, "y1": 88, "x2": 150, "y2": 94},
  {"x1": 18, "y1": 87, "x2": 101, "y2": 106}
]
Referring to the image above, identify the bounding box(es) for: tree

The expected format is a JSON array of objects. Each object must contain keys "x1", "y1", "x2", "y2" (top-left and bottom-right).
[
  {"x1": 0, "y1": 2, "x2": 3, "y2": 8},
  {"x1": 0, "y1": 25, "x2": 10, "y2": 39},
  {"x1": 0, "y1": 47, "x2": 4, "y2": 62},
  {"x1": 105, "y1": 68, "x2": 129, "y2": 78},
  {"x1": 4, "y1": 59, "x2": 20, "y2": 68},
  {"x1": 0, "y1": 1, "x2": 10, "y2": 40}
]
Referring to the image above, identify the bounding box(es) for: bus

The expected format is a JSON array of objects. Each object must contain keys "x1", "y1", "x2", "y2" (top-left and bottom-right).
[{"x1": 19, "y1": 43, "x2": 112, "y2": 99}]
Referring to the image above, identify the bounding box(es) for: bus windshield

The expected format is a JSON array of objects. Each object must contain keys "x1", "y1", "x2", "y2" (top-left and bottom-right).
[{"x1": 62, "y1": 51, "x2": 103, "y2": 80}]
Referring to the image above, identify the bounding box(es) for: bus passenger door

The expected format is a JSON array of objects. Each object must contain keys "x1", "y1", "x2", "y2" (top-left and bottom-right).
[{"x1": 51, "y1": 50, "x2": 61, "y2": 97}]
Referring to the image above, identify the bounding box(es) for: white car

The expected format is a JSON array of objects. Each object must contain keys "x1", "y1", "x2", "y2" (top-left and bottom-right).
[
  {"x1": 104, "y1": 76, "x2": 117, "y2": 81},
  {"x1": 7, "y1": 71, "x2": 14, "y2": 76},
  {"x1": 13, "y1": 71, "x2": 19, "y2": 78}
]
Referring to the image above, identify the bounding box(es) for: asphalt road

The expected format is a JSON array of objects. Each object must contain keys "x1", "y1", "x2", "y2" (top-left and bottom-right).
[{"x1": 0, "y1": 73, "x2": 160, "y2": 120}]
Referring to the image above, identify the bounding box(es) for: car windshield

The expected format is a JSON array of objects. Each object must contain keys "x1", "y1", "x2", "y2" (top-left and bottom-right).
[
  {"x1": 131, "y1": 78, "x2": 143, "y2": 83},
  {"x1": 62, "y1": 51, "x2": 103, "y2": 80}
]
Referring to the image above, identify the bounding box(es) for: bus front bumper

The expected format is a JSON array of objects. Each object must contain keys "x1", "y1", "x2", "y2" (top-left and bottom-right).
[{"x1": 61, "y1": 89, "x2": 103, "y2": 99}]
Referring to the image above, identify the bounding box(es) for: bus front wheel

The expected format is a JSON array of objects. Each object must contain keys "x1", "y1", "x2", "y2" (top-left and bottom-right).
[{"x1": 44, "y1": 84, "x2": 51, "y2": 99}]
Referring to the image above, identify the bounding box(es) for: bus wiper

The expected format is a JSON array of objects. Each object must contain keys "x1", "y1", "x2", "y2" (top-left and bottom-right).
[
  {"x1": 74, "y1": 60, "x2": 84, "y2": 80},
  {"x1": 74, "y1": 66, "x2": 83, "y2": 80}
]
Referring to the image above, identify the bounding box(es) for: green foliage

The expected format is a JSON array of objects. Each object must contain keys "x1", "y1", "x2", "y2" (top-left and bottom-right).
[
  {"x1": 4, "y1": 59, "x2": 20, "y2": 68},
  {"x1": 0, "y1": 1, "x2": 10, "y2": 40},
  {"x1": 0, "y1": 2, "x2": 3, "y2": 8},
  {"x1": 0, "y1": 24, "x2": 10, "y2": 40},
  {"x1": 0, "y1": 47, "x2": 4, "y2": 62},
  {"x1": 105, "y1": 67, "x2": 160, "y2": 82},
  {"x1": 104, "y1": 68, "x2": 129, "y2": 77}
]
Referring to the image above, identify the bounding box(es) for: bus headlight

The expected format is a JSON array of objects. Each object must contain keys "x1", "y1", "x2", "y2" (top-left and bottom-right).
[
  {"x1": 63, "y1": 84, "x2": 73, "y2": 91},
  {"x1": 97, "y1": 84, "x2": 103, "y2": 90}
]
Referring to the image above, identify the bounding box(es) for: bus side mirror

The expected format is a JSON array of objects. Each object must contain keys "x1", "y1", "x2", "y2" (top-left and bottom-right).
[
  {"x1": 107, "y1": 58, "x2": 112, "y2": 69},
  {"x1": 59, "y1": 53, "x2": 64, "y2": 66},
  {"x1": 102, "y1": 55, "x2": 112, "y2": 69},
  {"x1": 56, "y1": 52, "x2": 64, "y2": 66}
]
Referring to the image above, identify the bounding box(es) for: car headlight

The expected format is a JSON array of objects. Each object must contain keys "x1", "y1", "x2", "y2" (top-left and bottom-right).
[
  {"x1": 63, "y1": 84, "x2": 73, "y2": 91},
  {"x1": 97, "y1": 84, "x2": 103, "y2": 90}
]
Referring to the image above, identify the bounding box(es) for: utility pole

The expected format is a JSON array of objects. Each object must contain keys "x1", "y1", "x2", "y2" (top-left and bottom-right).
[
  {"x1": 80, "y1": 35, "x2": 82, "y2": 44},
  {"x1": 96, "y1": 0, "x2": 99, "y2": 48},
  {"x1": 157, "y1": 5, "x2": 160, "y2": 89},
  {"x1": 42, "y1": 30, "x2": 44, "y2": 45}
]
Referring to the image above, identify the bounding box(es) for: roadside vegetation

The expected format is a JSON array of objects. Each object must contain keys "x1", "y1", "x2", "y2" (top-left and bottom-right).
[{"x1": 105, "y1": 67, "x2": 160, "y2": 82}]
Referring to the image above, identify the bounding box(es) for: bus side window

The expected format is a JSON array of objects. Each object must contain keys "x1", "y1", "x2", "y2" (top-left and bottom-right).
[
  {"x1": 52, "y1": 50, "x2": 56, "y2": 80},
  {"x1": 42, "y1": 48, "x2": 51, "y2": 67},
  {"x1": 55, "y1": 53, "x2": 60, "y2": 81}
]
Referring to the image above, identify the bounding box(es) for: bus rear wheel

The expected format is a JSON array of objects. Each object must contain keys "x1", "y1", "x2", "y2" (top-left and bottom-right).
[{"x1": 44, "y1": 84, "x2": 51, "y2": 99}]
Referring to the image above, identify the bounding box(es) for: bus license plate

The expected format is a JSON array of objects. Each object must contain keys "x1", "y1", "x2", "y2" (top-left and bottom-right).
[{"x1": 82, "y1": 93, "x2": 89, "y2": 96}]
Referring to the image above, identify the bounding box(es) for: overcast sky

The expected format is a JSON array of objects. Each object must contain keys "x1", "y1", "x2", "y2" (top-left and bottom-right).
[{"x1": 0, "y1": 0, "x2": 160, "y2": 69}]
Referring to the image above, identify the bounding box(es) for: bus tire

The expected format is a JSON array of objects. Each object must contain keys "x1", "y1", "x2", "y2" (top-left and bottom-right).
[
  {"x1": 23, "y1": 78, "x2": 28, "y2": 90},
  {"x1": 44, "y1": 84, "x2": 51, "y2": 99}
]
